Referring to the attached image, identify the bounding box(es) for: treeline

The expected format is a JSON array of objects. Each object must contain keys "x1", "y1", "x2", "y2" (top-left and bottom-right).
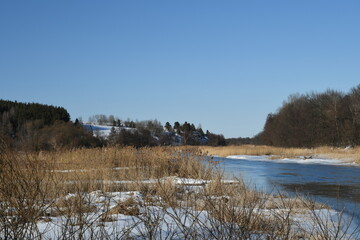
[
  {"x1": 106, "y1": 120, "x2": 226, "y2": 147},
  {"x1": 0, "y1": 100, "x2": 70, "y2": 128},
  {"x1": 0, "y1": 100, "x2": 101, "y2": 150},
  {"x1": 258, "y1": 85, "x2": 360, "y2": 147},
  {"x1": 226, "y1": 137, "x2": 260, "y2": 146},
  {"x1": 0, "y1": 100, "x2": 227, "y2": 150}
]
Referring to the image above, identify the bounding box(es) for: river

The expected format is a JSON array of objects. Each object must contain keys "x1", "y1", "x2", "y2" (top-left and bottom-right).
[{"x1": 217, "y1": 155, "x2": 360, "y2": 222}]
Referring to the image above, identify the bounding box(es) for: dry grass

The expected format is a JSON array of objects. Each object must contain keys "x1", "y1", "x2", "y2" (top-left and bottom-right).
[
  {"x1": 107, "y1": 198, "x2": 140, "y2": 216},
  {"x1": 0, "y1": 145, "x2": 214, "y2": 207},
  {"x1": 313, "y1": 146, "x2": 360, "y2": 163},
  {"x1": 201, "y1": 145, "x2": 360, "y2": 163},
  {"x1": 52, "y1": 194, "x2": 97, "y2": 216},
  {"x1": 31, "y1": 146, "x2": 213, "y2": 194},
  {"x1": 200, "y1": 145, "x2": 313, "y2": 158},
  {"x1": 0, "y1": 145, "x2": 359, "y2": 239}
]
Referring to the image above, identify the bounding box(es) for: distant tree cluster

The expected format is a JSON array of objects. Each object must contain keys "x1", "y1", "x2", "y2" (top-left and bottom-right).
[
  {"x1": 258, "y1": 85, "x2": 360, "y2": 147},
  {"x1": 108, "y1": 128, "x2": 157, "y2": 147},
  {"x1": 171, "y1": 121, "x2": 204, "y2": 145},
  {"x1": 226, "y1": 137, "x2": 256, "y2": 146},
  {"x1": 0, "y1": 100, "x2": 101, "y2": 150},
  {"x1": 104, "y1": 119, "x2": 226, "y2": 147},
  {"x1": 107, "y1": 120, "x2": 161, "y2": 147},
  {"x1": 162, "y1": 121, "x2": 225, "y2": 146},
  {"x1": 206, "y1": 131, "x2": 226, "y2": 146}
]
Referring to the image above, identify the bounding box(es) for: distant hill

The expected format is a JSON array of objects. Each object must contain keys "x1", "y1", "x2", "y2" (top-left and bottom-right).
[
  {"x1": 0, "y1": 100, "x2": 228, "y2": 150},
  {"x1": 83, "y1": 118, "x2": 226, "y2": 147},
  {"x1": 0, "y1": 100, "x2": 100, "y2": 150}
]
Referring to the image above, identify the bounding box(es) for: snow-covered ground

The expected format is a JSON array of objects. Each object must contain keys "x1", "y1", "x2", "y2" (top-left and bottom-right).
[
  {"x1": 104, "y1": 177, "x2": 238, "y2": 186},
  {"x1": 88, "y1": 124, "x2": 114, "y2": 137},
  {"x1": 34, "y1": 187, "x2": 357, "y2": 239},
  {"x1": 226, "y1": 155, "x2": 358, "y2": 166},
  {"x1": 2, "y1": 175, "x2": 358, "y2": 239},
  {"x1": 37, "y1": 190, "x2": 213, "y2": 240},
  {"x1": 82, "y1": 124, "x2": 135, "y2": 138}
]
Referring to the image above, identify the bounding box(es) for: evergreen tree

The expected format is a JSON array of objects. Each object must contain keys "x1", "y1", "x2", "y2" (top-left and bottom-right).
[
  {"x1": 165, "y1": 122, "x2": 172, "y2": 131},
  {"x1": 173, "y1": 122, "x2": 180, "y2": 130},
  {"x1": 116, "y1": 119, "x2": 121, "y2": 127},
  {"x1": 197, "y1": 127, "x2": 204, "y2": 136},
  {"x1": 108, "y1": 126, "x2": 118, "y2": 146}
]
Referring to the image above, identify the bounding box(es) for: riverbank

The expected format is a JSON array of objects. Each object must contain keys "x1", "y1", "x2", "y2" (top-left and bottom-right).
[
  {"x1": 226, "y1": 155, "x2": 358, "y2": 166},
  {"x1": 201, "y1": 145, "x2": 360, "y2": 164},
  {"x1": 1, "y1": 146, "x2": 359, "y2": 239}
]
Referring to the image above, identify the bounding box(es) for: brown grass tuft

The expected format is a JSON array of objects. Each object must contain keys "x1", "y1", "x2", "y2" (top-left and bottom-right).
[{"x1": 108, "y1": 198, "x2": 140, "y2": 216}]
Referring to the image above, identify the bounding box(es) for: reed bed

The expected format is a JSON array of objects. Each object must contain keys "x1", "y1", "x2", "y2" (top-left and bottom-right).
[
  {"x1": 0, "y1": 145, "x2": 359, "y2": 239},
  {"x1": 1, "y1": 146, "x2": 214, "y2": 198},
  {"x1": 34, "y1": 146, "x2": 213, "y2": 192},
  {"x1": 201, "y1": 145, "x2": 360, "y2": 163}
]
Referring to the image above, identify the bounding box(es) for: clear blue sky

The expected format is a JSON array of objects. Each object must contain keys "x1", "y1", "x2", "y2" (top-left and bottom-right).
[{"x1": 1, "y1": 1, "x2": 359, "y2": 138}]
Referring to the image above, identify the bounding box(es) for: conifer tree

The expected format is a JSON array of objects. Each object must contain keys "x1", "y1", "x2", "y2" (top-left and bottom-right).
[{"x1": 165, "y1": 122, "x2": 172, "y2": 131}]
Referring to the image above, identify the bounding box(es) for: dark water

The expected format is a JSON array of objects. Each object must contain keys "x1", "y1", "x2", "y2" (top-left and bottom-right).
[{"x1": 216, "y1": 156, "x2": 360, "y2": 221}]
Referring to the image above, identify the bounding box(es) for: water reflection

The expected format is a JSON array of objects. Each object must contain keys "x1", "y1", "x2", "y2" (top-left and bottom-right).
[
  {"x1": 278, "y1": 182, "x2": 360, "y2": 202},
  {"x1": 218, "y1": 156, "x2": 360, "y2": 219}
]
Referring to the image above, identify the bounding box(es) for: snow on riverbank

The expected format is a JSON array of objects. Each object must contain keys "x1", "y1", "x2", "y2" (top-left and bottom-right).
[
  {"x1": 2, "y1": 176, "x2": 358, "y2": 239},
  {"x1": 226, "y1": 155, "x2": 359, "y2": 166},
  {"x1": 58, "y1": 176, "x2": 239, "y2": 187},
  {"x1": 35, "y1": 184, "x2": 357, "y2": 239}
]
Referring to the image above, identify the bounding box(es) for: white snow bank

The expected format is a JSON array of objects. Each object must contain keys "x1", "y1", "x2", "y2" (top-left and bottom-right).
[
  {"x1": 3, "y1": 177, "x2": 358, "y2": 239},
  {"x1": 226, "y1": 155, "x2": 358, "y2": 166},
  {"x1": 82, "y1": 124, "x2": 135, "y2": 138},
  {"x1": 105, "y1": 177, "x2": 238, "y2": 186},
  {"x1": 51, "y1": 166, "x2": 137, "y2": 173},
  {"x1": 35, "y1": 189, "x2": 357, "y2": 239}
]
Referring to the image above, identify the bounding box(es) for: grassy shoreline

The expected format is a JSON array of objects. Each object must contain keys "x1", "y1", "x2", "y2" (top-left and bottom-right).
[{"x1": 200, "y1": 145, "x2": 360, "y2": 164}]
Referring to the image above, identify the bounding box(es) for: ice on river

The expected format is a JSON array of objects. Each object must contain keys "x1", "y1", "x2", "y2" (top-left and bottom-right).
[{"x1": 226, "y1": 155, "x2": 358, "y2": 166}]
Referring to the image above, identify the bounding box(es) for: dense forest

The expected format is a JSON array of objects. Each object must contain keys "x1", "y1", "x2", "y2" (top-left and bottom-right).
[
  {"x1": 0, "y1": 100, "x2": 70, "y2": 126},
  {"x1": 258, "y1": 84, "x2": 360, "y2": 147},
  {"x1": 0, "y1": 100, "x2": 101, "y2": 150}
]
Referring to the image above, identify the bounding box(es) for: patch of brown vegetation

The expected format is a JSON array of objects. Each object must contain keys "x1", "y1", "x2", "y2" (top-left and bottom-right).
[
  {"x1": 201, "y1": 145, "x2": 360, "y2": 163},
  {"x1": 52, "y1": 194, "x2": 97, "y2": 216},
  {"x1": 108, "y1": 198, "x2": 140, "y2": 216}
]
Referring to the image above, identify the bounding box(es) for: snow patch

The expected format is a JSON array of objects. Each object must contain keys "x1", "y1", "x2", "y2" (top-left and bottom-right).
[
  {"x1": 226, "y1": 155, "x2": 358, "y2": 166},
  {"x1": 82, "y1": 124, "x2": 135, "y2": 138}
]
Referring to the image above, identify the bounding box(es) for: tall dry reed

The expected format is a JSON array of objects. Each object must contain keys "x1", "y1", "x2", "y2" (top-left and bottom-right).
[{"x1": 201, "y1": 145, "x2": 360, "y2": 163}]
